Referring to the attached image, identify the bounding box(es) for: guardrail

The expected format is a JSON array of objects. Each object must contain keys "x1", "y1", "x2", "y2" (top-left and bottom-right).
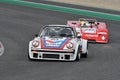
[{"x1": 0, "y1": 0, "x2": 120, "y2": 21}]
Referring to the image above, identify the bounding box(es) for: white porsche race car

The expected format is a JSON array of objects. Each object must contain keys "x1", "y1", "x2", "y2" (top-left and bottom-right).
[{"x1": 28, "y1": 25, "x2": 88, "y2": 61}]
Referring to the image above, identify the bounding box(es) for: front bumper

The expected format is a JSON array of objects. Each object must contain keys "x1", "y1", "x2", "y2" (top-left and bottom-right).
[{"x1": 29, "y1": 49, "x2": 76, "y2": 61}]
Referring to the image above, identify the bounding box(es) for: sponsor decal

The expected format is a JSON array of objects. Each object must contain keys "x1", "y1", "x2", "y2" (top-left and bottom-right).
[
  {"x1": 85, "y1": 34, "x2": 97, "y2": 37},
  {"x1": 43, "y1": 37, "x2": 68, "y2": 48},
  {"x1": 0, "y1": 41, "x2": 4, "y2": 56},
  {"x1": 98, "y1": 32, "x2": 107, "y2": 34},
  {"x1": 82, "y1": 28, "x2": 96, "y2": 33}
]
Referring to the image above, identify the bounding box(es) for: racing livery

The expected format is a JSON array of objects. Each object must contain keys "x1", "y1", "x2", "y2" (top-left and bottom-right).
[
  {"x1": 67, "y1": 18, "x2": 108, "y2": 43},
  {"x1": 29, "y1": 25, "x2": 88, "y2": 61}
]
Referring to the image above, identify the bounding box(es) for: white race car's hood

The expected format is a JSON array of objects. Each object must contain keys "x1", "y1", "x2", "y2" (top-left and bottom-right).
[
  {"x1": 41, "y1": 37, "x2": 71, "y2": 49},
  {"x1": 82, "y1": 28, "x2": 96, "y2": 34}
]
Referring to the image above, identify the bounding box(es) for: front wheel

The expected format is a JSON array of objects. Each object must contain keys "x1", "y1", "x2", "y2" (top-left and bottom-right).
[
  {"x1": 81, "y1": 44, "x2": 88, "y2": 58},
  {"x1": 81, "y1": 39, "x2": 88, "y2": 58},
  {"x1": 75, "y1": 46, "x2": 81, "y2": 61},
  {"x1": 81, "y1": 52, "x2": 88, "y2": 58},
  {"x1": 28, "y1": 53, "x2": 34, "y2": 61}
]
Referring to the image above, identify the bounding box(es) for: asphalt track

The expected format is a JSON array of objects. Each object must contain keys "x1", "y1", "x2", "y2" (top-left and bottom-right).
[{"x1": 0, "y1": 1, "x2": 120, "y2": 80}]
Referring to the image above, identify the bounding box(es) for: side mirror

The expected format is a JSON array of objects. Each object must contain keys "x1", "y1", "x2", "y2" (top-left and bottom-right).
[
  {"x1": 77, "y1": 33, "x2": 81, "y2": 38},
  {"x1": 34, "y1": 34, "x2": 38, "y2": 37}
]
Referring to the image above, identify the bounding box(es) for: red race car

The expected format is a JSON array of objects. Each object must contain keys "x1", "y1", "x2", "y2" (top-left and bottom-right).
[{"x1": 67, "y1": 18, "x2": 108, "y2": 43}]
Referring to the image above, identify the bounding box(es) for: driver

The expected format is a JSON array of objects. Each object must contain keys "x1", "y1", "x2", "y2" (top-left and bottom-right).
[{"x1": 80, "y1": 20, "x2": 90, "y2": 27}]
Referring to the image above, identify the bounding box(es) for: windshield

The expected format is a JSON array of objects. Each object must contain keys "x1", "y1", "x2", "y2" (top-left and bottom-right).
[{"x1": 40, "y1": 26, "x2": 75, "y2": 37}]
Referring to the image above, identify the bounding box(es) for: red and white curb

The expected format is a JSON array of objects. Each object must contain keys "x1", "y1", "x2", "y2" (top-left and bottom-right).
[{"x1": 0, "y1": 41, "x2": 4, "y2": 56}]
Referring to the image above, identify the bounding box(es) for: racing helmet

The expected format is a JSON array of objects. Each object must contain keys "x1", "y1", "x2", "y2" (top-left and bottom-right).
[{"x1": 80, "y1": 21, "x2": 86, "y2": 26}]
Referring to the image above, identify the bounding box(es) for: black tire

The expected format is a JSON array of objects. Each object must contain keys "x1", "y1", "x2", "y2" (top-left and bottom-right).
[
  {"x1": 28, "y1": 53, "x2": 34, "y2": 61},
  {"x1": 75, "y1": 46, "x2": 81, "y2": 61},
  {"x1": 81, "y1": 52, "x2": 87, "y2": 58},
  {"x1": 81, "y1": 43, "x2": 88, "y2": 58}
]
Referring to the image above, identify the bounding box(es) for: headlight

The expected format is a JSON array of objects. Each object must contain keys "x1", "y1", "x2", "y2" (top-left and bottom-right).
[
  {"x1": 32, "y1": 40, "x2": 39, "y2": 47},
  {"x1": 101, "y1": 36, "x2": 106, "y2": 40},
  {"x1": 66, "y1": 42, "x2": 73, "y2": 49}
]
